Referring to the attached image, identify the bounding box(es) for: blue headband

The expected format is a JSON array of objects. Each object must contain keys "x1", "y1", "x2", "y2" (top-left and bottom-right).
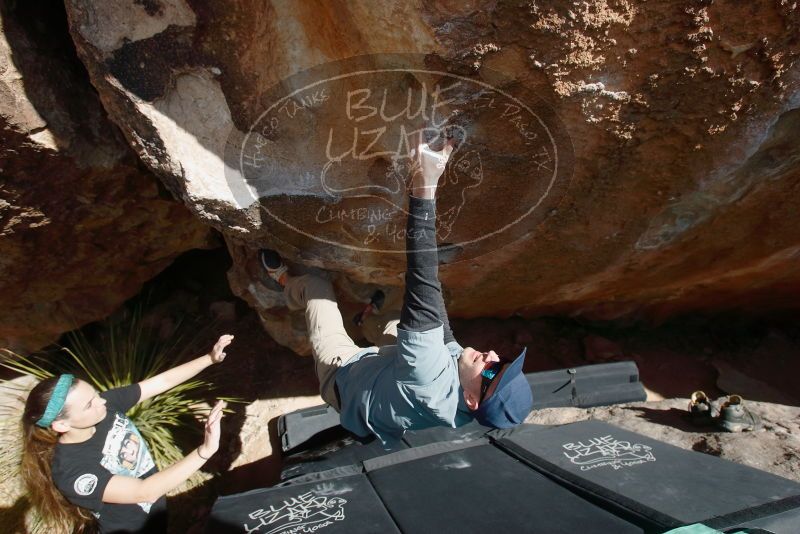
[{"x1": 36, "y1": 374, "x2": 74, "y2": 428}]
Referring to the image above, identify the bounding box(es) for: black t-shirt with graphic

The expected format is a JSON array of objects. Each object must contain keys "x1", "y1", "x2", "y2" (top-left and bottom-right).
[{"x1": 51, "y1": 384, "x2": 168, "y2": 533}]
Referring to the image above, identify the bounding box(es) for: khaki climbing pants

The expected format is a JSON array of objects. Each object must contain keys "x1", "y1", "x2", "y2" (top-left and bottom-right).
[{"x1": 284, "y1": 274, "x2": 400, "y2": 410}]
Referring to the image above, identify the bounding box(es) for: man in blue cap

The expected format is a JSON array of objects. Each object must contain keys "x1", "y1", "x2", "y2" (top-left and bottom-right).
[{"x1": 260, "y1": 132, "x2": 533, "y2": 445}]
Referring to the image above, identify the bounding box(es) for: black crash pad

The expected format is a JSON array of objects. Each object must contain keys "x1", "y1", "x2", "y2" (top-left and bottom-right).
[
  {"x1": 206, "y1": 473, "x2": 399, "y2": 533},
  {"x1": 281, "y1": 434, "x2": 409, "y2": 481},
  {"x1": 278, "y1": 404, "x2": 341, "y2": 453},
  {"x1": 279, "y1": 421, "x2": 496, "y2": 482},
  {"x1": 527, "y1": 360, "x2": 646, "y2": 409},
  {"x1": 401, "y1": 418, "x2": 492, "y2": 448},
  {"x1": 495, "y1": 419, "x2": 800, "y2": 532},
  {"x1": 212, "y1": 420, "x2": 800, "y2": 533},
  {"x1": 365, "y1": 439, "x2": 643, "y2": 534}
]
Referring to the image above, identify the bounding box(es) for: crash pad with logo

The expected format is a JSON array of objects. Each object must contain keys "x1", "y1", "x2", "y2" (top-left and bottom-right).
[{"x1": 495, "y1": 420, "x2": 800, "y2": 532}]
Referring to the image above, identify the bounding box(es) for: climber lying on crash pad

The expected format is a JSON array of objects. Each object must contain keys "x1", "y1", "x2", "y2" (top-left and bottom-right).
[{"x1": 259, "y1": 132, "x2": 532, "y2": 445}]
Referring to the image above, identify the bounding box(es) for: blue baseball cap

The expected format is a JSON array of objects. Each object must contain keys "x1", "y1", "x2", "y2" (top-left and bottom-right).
[{"x1": 474, "y1": 348, "x2": 532, "y2": 428}]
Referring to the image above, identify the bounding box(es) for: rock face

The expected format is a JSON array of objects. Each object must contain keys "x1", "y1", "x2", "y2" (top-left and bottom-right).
[
  {"x1": 61, "y1": 1, "x2": 800, "y2": 352},
  {"x1": 0, "y1": 3, "x2": 212, "y2": 352}
]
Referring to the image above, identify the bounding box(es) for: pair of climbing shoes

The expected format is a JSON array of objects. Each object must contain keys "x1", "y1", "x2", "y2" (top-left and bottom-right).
[{"x1": 688, "y1": 391, "x2": 761, "y2": 432}]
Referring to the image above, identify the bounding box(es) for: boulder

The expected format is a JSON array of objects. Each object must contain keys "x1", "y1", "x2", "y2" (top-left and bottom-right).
[
  {"x1": 62, "y1": 0, "x2": 800, "y2": 352},
  {"x1": 0, "y1": 3, "x2": 212, "y2": 352}
]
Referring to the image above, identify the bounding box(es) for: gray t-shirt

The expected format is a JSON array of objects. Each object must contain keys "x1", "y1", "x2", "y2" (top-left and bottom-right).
[{"x1": 335, "y1": 324, "x2": 473, "y2": 445}]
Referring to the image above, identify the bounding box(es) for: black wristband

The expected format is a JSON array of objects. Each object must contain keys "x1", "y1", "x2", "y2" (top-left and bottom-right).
[{"x1": 197, "y1": 448, "x2": 210, "y2": 460}]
